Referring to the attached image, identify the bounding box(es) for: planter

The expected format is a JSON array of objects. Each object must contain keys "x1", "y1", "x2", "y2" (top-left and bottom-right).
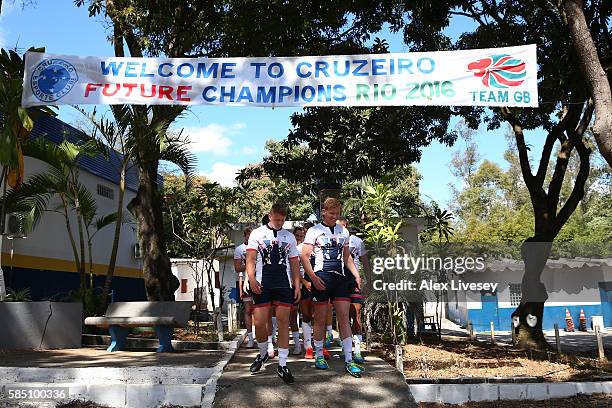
[{"x1": 0, "y1": 301, "x2": 83, "y2": 349}]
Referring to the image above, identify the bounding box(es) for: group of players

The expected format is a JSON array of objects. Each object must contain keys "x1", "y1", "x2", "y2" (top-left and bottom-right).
[{"x1": 233, "y1": 198, "x2": 371, "y2": 384}]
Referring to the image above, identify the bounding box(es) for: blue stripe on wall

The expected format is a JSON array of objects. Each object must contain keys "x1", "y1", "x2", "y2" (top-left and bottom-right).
[
  {"x1": 467, "y1": 304, "x2": 603, "y2": 331},
  {"x1": 4, "y1": 266, "x2": 146, "y2": 302}
]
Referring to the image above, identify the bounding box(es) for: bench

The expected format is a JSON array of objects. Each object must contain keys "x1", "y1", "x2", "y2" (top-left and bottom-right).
[{"x1": 84, "y1": 301, "x2": 192, "y2": 352}]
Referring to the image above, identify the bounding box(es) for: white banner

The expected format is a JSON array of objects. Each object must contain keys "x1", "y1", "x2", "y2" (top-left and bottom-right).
[{"x1": 22, "y1": 45, "x2": 538, "y2": 108}]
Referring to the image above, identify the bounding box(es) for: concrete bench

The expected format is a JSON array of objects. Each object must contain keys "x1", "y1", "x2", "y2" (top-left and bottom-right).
[{"x1": 84, "y1": 301, "x2": 192, "y2": 352}]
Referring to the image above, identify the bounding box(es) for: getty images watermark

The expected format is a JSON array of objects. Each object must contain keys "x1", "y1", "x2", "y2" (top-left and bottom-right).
[{"x1": 371, "y1": 254, "x2": 499, "y2": 292}]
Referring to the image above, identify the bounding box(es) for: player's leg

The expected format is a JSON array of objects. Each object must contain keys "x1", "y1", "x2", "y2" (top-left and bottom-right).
[
  {"x1": 290, "y1": 304, "x2": 301, "y2": 355},
  {"x1": 274, "y1": 290, "x2": 296, "y2": 384},
  {"x1": 244, "y1": 299, "x2": 255, "y2": 347},
  {"x1": 267, "y1": 305, "x2": 275, "y2": 358},
  {"x1": 325, "y1": 304, "x2": 334, "y2": 348},
  {"x1": 250, "y1": 297, "x2": 272, "y2": 373},
  {"x1": 300, "y1": 297, "x2": 314, "y2": 358},
  {"x1": 333, "y1": 275, "x2": 362, "y2": 377},
  {"x1": 350, "y1": 301, "x2": 364, "y2": 363}
]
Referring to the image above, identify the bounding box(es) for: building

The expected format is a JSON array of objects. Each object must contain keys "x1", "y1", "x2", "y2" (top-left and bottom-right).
[
  {"x1": 446, "y1": 258, "x2": 612, "y2": 331},
  {"x1": 1, "y1": 115, "x2": 146, "y2": 301}
]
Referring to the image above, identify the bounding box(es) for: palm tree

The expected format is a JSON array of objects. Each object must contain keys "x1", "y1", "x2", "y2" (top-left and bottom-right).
[
  {"x1": 79, "y1": 104, "x2": 195, "y2": 302},
  {"x1": 0, "y1": 47, "x2": 55, "y2": 299}
]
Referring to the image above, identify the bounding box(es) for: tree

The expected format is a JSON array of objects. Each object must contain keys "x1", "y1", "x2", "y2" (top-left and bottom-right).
[
  {"x1": 75, "y1": 0, "x2": 403, "y2": 300},
  {"x1": 401, "y1": 0, "x2": 609, "y2": 349},
  {"x1": 562, "y1": 0, "x2": 612, "y2": 168},
  {"x1": 0, "y1": 47, "x2": 55, "y2": 300}
]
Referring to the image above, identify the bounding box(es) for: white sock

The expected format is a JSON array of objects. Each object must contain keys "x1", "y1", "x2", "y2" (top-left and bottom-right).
[
  {"x1": 267, "y1": 336, "x2": 274, "y2": 353},
  {"x1": 272, "y1": 317, "x2": 277, "y2": 338},
  {"x1": 292, "y1": 331, "x2": 300, "y2": 345},
  {"x1": 302, "y1": 322, "x2": 312, "y2": 349},
  {"x1": 326, "y1": 325, "x2": 333, "y2": 337},
  {"x1": 258, "y1": 341, "x2": 268, "y2": 358},
  {"x1": 353, "y1": 334, "x2": 362, "y2": 354},
  {"x1": 314, "y1": 339, "x2": 324, "y2": 358},
  {"x1": 247, "y1": 331, "x2": 254, "y2": 341},
  {"x1": 252, "y1": 325, "x2": 256, "y2": 334},
  {"x1": 342, "y1": 337, "x2": 353, "y2": 363},
  {"x1": 278, "y1": 348, "x2": 289, "y2": 367}
]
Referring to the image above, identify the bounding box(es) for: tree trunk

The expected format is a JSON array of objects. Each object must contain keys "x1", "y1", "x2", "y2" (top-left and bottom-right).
[
  {"x1": 128, "y1": 161, "x2": 178, "y2": 301},
  {"x1": 562, "y1": 0, "x2": 612, "y2": 168},
  {"x1": 511, "y1": 239, "x2": 553, "y2": 350},
  {"x1": 102, "y1": 168, "x2": 125, "y2": 302}
]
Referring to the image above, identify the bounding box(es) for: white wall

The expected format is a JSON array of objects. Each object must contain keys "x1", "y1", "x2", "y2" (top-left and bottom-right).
[{"x1": 1, "y1": 156, "x2": 141, "y2": 277}]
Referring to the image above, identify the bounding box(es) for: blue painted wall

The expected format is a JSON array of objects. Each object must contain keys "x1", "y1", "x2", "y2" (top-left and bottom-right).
[
  {"x1": 467, "y1": 304, "x2": 603, "y2": 331},
  {"x1": 4, "y1": 266, "x2": 146, "y2": 302}
]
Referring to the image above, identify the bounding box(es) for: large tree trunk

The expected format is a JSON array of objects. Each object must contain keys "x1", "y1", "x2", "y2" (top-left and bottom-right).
[
  {"x1": 562, "y1": 0, "x2": 612, "y2": 168},
  {"x1": 511, "y1": 239, "x2": 553, "y2": 350},
  {"x1": 128, "y1": 161, "x2": 179, "y2": 301}
]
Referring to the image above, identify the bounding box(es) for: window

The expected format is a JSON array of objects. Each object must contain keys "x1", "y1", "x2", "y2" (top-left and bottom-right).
[
  {"x1": 509, "y1": 283, "x2": 522, "y2": 306},
  {"x1": 181, "y1": 279, "x2": 188, "y2": 294},
  {"x1": 97, "y1": 184, "x2": 114, "y2": 200}
]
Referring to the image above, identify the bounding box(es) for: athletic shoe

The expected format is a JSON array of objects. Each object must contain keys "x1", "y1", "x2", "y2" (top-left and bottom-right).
[
  {"x1": 345, "y1": 360, "x2": 362, "y2": 378},
  {"x1": 276, "y1": 365, "x2": 295, "y2": 384},
  {"x1": 353, "y1": 352, "x2": 365, "y2": 364},
  {"x1": 292, "y1": 343, "x2": 302, "y2": 355},
  {"x1": 315, "y1": 355, "x2": 329, "y2": 369},
  {"x1": 304, "y1": 347, "x2": 314, "y2": 359},
  {"x1": 324, "y1": 333, "x2": 333, "y2": 348},
  {"x1": 323, "y1": 347, "x2": 330, "y2": 360},
  {"x1": 250, "y1": 353, "x2": 269, "y2": 373}
]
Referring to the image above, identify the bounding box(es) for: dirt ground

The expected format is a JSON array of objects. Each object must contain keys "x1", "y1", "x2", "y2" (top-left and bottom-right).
[{"x1": 376, "y1": 337, "x2": 611, "y2": 381}]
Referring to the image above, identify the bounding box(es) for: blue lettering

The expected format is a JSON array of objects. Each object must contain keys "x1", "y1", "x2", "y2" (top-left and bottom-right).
[
  {"x1": 352, "y1": 60, "x2": 368, "y2": 76},
  {"x1": 158, "y1": 63, "x2": 173, "y2": 77},
  {"x1": 237, "y1": 87, "x2": 254, "y2": 103},
  {"x1": 371, "y1": 59, "x2": 386, "y2": 75},
  {"x1": 398, "y1": 59, "x2": 413, "y2": 74},
  {"x1": 296, "y1": 62, "x2": 312, "y2": 78},
  {"x1": 221, "y1": 63, "x2": 236, "y2": 79},
  {"x1": 256, "y1": 87, "x2": 276, "y2": 103},
  {"x1": 315, "y1": 61, "x2": 330, "y2": 78},
  {"x1": 197, "y1": 63, "x2": 219, "y2": 78},
  {"x1": 100, "y1": 61, "x2": 124, "y2": 76},
  {"x1": 251, "y1": 62, "x2": 266, "y2": 78},
  {"x1": 140, "y1": 63, "x2": 154, "y2": 77},
  {"x1": 220, "y1": 86, "x2": 236, "y2": 102},
  {"x1": 268, "y1": 62, "x2": 284, "y2": 78},
  {"x1": 177, "y1": 63, "x2": 195, "y2": 78},
  {"x1": 124, "y1": 62, "x2": 138, "y2": 77},
  {"x1": 417, "y1": 57, "x2": 435, "y2": 74},
  {"x1": 203, "y1": 86, "x2": 217, "y2": 102},
  {"x1": 333, "y1": 84, "x2": 346, "y2": 101},
  {"x1": 278, "y1": 86, "x2": 292, "y2": 102}
]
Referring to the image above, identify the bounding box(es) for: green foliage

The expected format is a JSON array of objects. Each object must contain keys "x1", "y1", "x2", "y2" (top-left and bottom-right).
[
  {"x1": 65, "y1": 287, "x2": 106, "y2": 318},
  {"x1": 5, "y1": 287, "x2": 31, "y2": 302}
]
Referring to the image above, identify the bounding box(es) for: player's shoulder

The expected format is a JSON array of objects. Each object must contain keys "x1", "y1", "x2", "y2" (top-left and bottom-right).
[
  {"x1": 280, "y1": 228, "x2": 296, "y2": 241},
  {"x1": 337, "y1": 225, "x2": 350, "y2": 236},
  {"x1": 249, "y1": 225, "x2": 267, "y2": 238}
]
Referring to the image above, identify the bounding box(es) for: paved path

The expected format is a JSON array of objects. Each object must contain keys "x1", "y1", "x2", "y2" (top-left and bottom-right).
[{"x1": 213, "y1": 342, "x2": 417, "y2": 408}]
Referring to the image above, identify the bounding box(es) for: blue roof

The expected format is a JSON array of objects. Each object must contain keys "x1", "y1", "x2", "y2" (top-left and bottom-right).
[{"x1": 28, "y1": 115, "x2": 159, "y2": 193}]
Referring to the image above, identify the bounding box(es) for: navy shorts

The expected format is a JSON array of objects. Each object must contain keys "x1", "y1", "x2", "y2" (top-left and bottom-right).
[
  {"x1": 311, "y1": 271, "x2": 351, "y2": 304},
  {"x1": 253, "y1": 287, "x2": 294, "y2": 308}
]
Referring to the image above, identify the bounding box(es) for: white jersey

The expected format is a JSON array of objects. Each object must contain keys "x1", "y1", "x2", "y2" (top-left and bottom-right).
[
  {"x1": 234, "y1": 243, "x2": 247, "y2": 278},
  {"x1": 348, "y1": 235, "x2": 367, "y2": 271},
  {"x1": 247, "y1": 224, "x2": 299, "y2": 288},
  {"x1": 297, "y1": 243, "x2": 305, "y2": 278},
  {"x1": 303, "y1": 222, "x2": 349, "y2": 276}
]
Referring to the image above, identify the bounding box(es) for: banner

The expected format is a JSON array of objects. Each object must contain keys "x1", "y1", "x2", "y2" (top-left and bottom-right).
[{"x1": 21, "y1": 45, "x2": 538, "y2": 108}]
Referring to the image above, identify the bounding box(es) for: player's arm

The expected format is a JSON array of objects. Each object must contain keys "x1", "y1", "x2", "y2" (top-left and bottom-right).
[
  {"x1": 344, "y1": 245, "x2": 361, "y2": 290},
  {"x1": 234, "y1": 258, "x2": 246, "y2": 297},
  {"x1": 245, "y1": 249, "x2": 261, "y2": 294},
  {"x1": 300, "y1": 243, "x2": 326, "y2": 290},
  {"x1": 289, "y1": 256, "x2": 301, "y2": 303}
]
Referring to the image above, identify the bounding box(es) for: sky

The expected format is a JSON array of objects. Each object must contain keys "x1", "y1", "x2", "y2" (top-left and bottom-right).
[{"x1": 1, "y1": 0, "x2": 549, "y2": 208}]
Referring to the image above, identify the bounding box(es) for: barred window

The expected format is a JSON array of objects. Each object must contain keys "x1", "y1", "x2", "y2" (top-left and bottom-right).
[
  {"x1": 509, "y1": 283, "x2": 522, "y2": 306},
  {"x1": 97, "y1": 184, "x2": 114, "y2": 200}
]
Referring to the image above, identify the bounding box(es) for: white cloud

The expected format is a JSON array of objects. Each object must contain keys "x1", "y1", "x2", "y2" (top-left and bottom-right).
[
  {"x1": 241, "y1": 146, "x2": 257, "y2": 155},
  {"x1": 182, "y1": 123, "x2": 245, "y2": 155},
  {"x1": 200, "y1": 162, "x2": 242, "y2": 187}
]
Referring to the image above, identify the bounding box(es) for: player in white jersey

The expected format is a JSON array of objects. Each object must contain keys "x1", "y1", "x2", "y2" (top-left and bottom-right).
[
  {"x1": 338, "y1": 217, "x2": 370, "y2": 364},
  {"x1": 289, "y1": 226, "x2": 305, "y2": 355},
  {"x1": 235, "y1": 227, "x2": 254, "y2": 347},
  {"x1": 246, "y1": 204, "x2": 301, "y2": 384},
  {"x1": 300, "y1": 198, "x2": 363, "y2": 377}
]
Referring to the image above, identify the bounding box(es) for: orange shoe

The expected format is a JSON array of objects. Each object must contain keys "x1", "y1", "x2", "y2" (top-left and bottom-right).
[
  {"x1": 323, "y1": 347, "x2": 330, "y2": 360},
  {"x1": 304, "y1": 347, "x2": 314, "y2": 360}
]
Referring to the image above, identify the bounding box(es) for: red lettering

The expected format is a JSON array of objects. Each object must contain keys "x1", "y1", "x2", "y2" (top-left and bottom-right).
[
  {"x1": 176, "y1": 85, "x2": 192, "y2": 102},
  {"x1": 158, "y1": 85, "x2": 173, "y2": 100},
  {"x1": 123, "y1": 83, "x2": 137, "y2": 97},
  {"x1": 102, "y1": 83, "x2": 121, "y2": 97},
  {"x1": 140, "y1": 84, "x2": 156, "y2": 98},
  {"x1": 84, "y1": 83, "x2": 101, "y2": 97}
]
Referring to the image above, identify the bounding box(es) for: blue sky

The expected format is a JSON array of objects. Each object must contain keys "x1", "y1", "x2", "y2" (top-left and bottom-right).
[{"x1": 1, "y1": 0, "x2": 548, "y2": 208}]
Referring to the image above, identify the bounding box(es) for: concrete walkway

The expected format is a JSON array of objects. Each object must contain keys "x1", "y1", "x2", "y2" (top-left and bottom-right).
[{"x1": 213, "y1": 342, "x2": 417, "y2": 408}]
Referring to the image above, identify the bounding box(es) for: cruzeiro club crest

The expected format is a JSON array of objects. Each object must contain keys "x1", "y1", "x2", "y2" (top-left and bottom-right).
[
  {"x1": 30, "y1": 59, "x2": 78, "y2": 102},
  {"x1": 467, "y1": 54, "x2": 526, "y2": 88}
]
